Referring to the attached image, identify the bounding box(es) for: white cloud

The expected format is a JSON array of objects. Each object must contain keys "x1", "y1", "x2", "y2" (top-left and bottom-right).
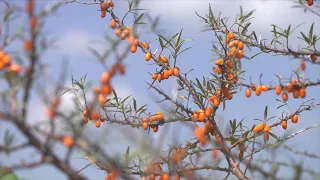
[{"x1": 56, "y1": 30, "x2": 104, "y2": 56}]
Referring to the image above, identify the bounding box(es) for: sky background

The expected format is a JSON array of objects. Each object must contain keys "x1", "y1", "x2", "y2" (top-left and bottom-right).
[{"x1": 0, "y1": 0, "x2": 320, "y2": 180}]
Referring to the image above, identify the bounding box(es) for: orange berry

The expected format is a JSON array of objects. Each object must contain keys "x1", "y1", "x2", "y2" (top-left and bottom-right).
[
  {"x1": 162, "y1": 174, "x2": 169, "y2": 180},
  {"x1": 131, "y1": 45, "x2": 137, "y2": 53},
  {"x1": 261, "y1": 85, "x2": 268, "y2": 92},
  {"x1": 173, "y1": 67, "x2": 180, "y2": 76},
  {"x1": 63, "y1": 136, "x2": 73, "y2": 147},
  {"x1": 291, "y1": 79, "x2": 298, "y2": 86},
  {"x1": 227, "y1": 91, "x2": 233, "y2": 100},
  {"x1": 282, "y1": 121, "x2": 287, "y2": 130},
  {"x1": 286, "y1": 83, "x2": 293, "y2": 92},
  {"x1": 142, "y1": 122, "x2": 148, "y2": 130},
  {"x1": 101, "y1": 11, "x2": 106, "y2": 18},
  {"x1": 173, "y1": 174, "x2": 180, "y2": 180},
  {"x1": 160, "y1": 56, "x2": 168, "y2": 63},
  {"x1": 100, "y1": 84, "x2": 112, "y2": 95},
  {"x1": 141, "y1": 42, "x2": 149, "y2": 49},
  {"x1": 25, "y1": 0, "x2": 34, "y2": 14},
  {"x1": 291, "y1": 115, "x2": 298, "y2": 123},
  {"x1": 263, "y1": 125, "x2": 271, "y2": 133},
  {"x1": 204, "y1": 106, "x2": 213, "y2": 117},
  {"x1": 245, "y1": 89, "x2": 251, "y2": 98},
  {"x1": 167, "y1": 68, "x2": 173, "y2": 76},
  {"x1": 210, "y1": 96, "x2": 220, "y2": 107},
  {"x1": 215, "y1": 66, "x2": 222, "y2": 74},
  {"x1": 141, "y1": 177, "x2": 147, "y2": 180},
  {"x1": 253, "y1": 124, "x2": 265, "y2": 133},
  {"x1": 215, "y1": 59, "x2": 223, "y2": 65},
  {"x1": 153, "y1": 125, "x2": 158, "y2": 132},
  {"x1": 133, "y1": 38, "x2": 139, "y2": 46},
  {"x1": 227, "y1": 59, "x2": 233, "y2": 68},
  {"x1": 198, "y1": 112, "x2": 205, "y2": 122},
  {"x1": 47, "y1": 107, "x2": 56, "y2": 118},
  {"x1": 115, "y1": 28, "x2": 122, "y2": 36},
  {"x1": 293, "y1": 89, "x2": 299, "y2": 99},
  {"x1": 275, "y1": 85, "x2": 282, "y2": 95},
  {"x1": 282, "y1": 91, "x2": 288, "y2": 101},
  {"x1": 2, "y1": 54, "x2": 11, "y2": 66},
  {"x1": 24, "y1": 40, "x2": 33, "y2": 52},
  {"x1": 152, "y1": 73, "x2": 158, "y2": 80},
  {"x1": 299, "y1": 88, "x2": 306, "y2": 98},
  {"x1": 149, "y1": 174, "x2": 156, "y2": 180},
  {"x1": 99, "y1": 94, "x2": 107, "y2": 105},
  {"x1": 107, "y1": 0, "x2": 114, "y2": 7},
  {"x1": 100, "y1": 2, "x2": 107, "y2": 11},
  {"x1": 96, "y1": 120, "x2": 101, "y2": 128},
  {"x1": 91, "y1": 111, "x2": 100, "y2": 120},
  {"x1": 238, "y1": 41, "x2": 244, "y2": 50},
  {"x1": 29, "y1": 16, "x2": 37, "y2": 30},
  {"x1": 255, "y1": 86, "x2": 262, "y2": 96},
  {"x1": 110, "y1": 19, "x2": 116, "y2": 29},
  {"x1": 237, "y1": 50, "x2": 244, "y2": 59},
  {"x1": 145, "y1": 52, "x2": 151, "y2": 61},
  {"x1": 311, "y1": 54, "x2": 317, "y2": 62},
  {"x1": 307, "y1": 0, "x2": 314, "y2": 6},
  {"x1": 192, "y1": 113, "x2": 198, "y2": 122},
  {"x1": 101, "y1": 72, "x2": 111, "y2": 84},
  {"x1": 300, "y1": 61, "x2": 306, "y2": 70},
  {"x1": 9, "y1": 64, "x2": 21, "y2": 73},
  {"x1": 228, "y1": 31, "x2": 235, "y2": 39}
]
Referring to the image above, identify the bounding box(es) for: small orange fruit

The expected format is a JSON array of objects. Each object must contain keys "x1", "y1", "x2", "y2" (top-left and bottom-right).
[
  {"x1": 96, "y1": 120, "x2": 101, "y2": 128},
  {"x1": 153, "y1": 125, "x2": 158, "y2": 132},
  {"x1": 253, "y1": 124, "x2": 265, "y2": 133},
  {"x1": 131, "y1": 45, "x2": 137, "y2": 53},
  {"x1": 204, "y1": 106, "x2": 213, "y2": 117},
  {"x1": 160, "y1": 56, "x2": 168, "y2": 63},
  {"x1": 282, "y1": 121, "x2": 287, "y2": 130},
  {"x1": 142, "y1": 122, "x2": 148, "y2": 130},
  {"x1": 173, "y1": 67, "x2": 180, "y2": 76},
  {"x1": 245, "y1": 89, "x2": 251, "y2": 98},
  {"x1": 275, "y1": 85, "x2": 282, "y2": 95},
  {"x1": 299, "y1": 88, "x2": 306, "y2": 98},
  {"x1": 255, "y1": 86, "x2": 262, "y2": 96},
  {"x1": 263, "y1": 125, "x2": 271, "y2": 133},
  {"x1": 238, "y1": 41, "x2": 244, "y2": 50},
  {"x1": 291, "y1": 115, "x2": 298, "y2": 123},
  {"x1": 63, "y1": 136, "x2": 73, "y2": 147},
  {"x1": 282, "y1": 91, "x2": 288, "y2": 101},
  {"x1": 110, "y1": 19, "x2": 116, "y2": 29},
  {"x1": 145, "y1": 52, "x2": 151, "y2": 61},
  {"x1": 311, "y1": 54, "x2": 317, "y2": 62}
]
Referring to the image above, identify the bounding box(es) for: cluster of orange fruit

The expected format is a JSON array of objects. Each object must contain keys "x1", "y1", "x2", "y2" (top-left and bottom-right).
[
  {"x1": 82, "y1": 106, "x2": 106, "y2": 128},
  {"x1": 151, "y1": 67, "x2": 180, "y2": 82},
  {"x1": 192, "y1": 107, "x2": 213, "y2": 122},
  {"x1": 46, "y1": 97, "x2": 61, "y2": 119},
  {"x1": 141, "y1": 112, "x2": 164, "y2": 132},
  {"x1": 0, "y1": 51, "x2": 21, "y2": 73},
  {"x1": 244, "y1": 79, "x2": 307, "y2": 101},
  {"x1": 171, "y1": 148, "x2": 187, "y2": 164},
  {"x1": 100, "y1": 0, "x2": 114, "y2": 18},
  {"x1": 140, "y1": 173, "x2": 181, "y2": 180},
  {"x1": 226, "y1": 31, "x2": 245, "y2": 59},
  {"x1": 253, "y1": 114, "x2": 298, "y2": 141}
]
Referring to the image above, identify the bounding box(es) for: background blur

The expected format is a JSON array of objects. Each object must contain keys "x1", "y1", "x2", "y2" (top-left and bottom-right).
[{"x1": 0, "y1": 0, "x2": 319, "y2": 179}]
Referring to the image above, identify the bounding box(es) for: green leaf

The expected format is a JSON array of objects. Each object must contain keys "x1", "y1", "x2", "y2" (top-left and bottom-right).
[
  {"x1": 269, "y1": 132, "x2": 279, "y2": 140},
  {"x1": 300, "y1": 32, "x2": 310, "y2": 44},
  {"x1": 309, "y1": 22, "x2": 314, "y2": 41},
  {"x1": 133, "y1": 99, "x2": 137, "y2": 112},
  {"x1": 264, "y1": 106, "x2": 268, "y2": 122},
  {"x1": 134, "y1": 13, "x2": 144, "y2": 24},
  {"x1": 113, "y1": 89, "x2": 119, "y2": 105}
]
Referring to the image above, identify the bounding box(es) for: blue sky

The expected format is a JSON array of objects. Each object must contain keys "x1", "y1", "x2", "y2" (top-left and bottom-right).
[{"x1": 0, "y1": 0, "x2": 320, "y2": 180}]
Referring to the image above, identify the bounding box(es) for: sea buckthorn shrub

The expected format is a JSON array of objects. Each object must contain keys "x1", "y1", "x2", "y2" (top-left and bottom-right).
[{"x1": 0, "y1": 0, "x2": 319, "y2": 180}]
